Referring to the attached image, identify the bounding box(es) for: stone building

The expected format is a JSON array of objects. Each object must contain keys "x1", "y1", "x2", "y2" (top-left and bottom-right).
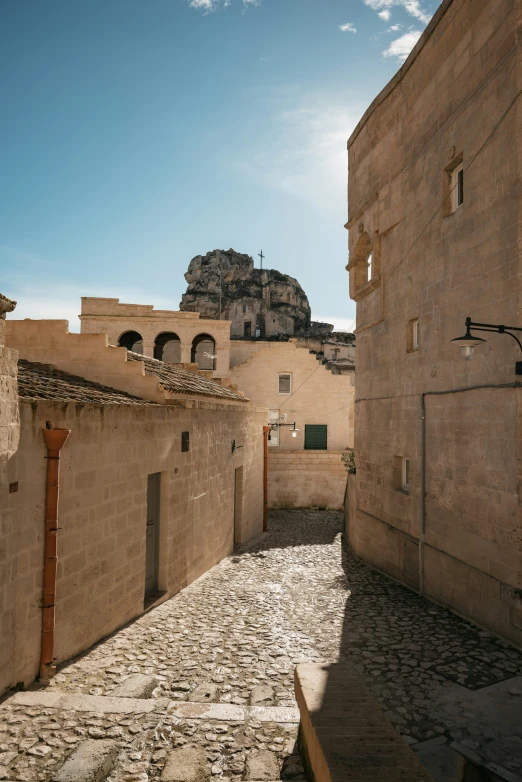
[
  {"x1": 180, "y1": 248, "x2": 312, "y2": 338},
  {"x1": 0, "y1": 293, "x2": 19, "y2": 473},
  {"x1": 80, "y1": 297, "x2": 232, "y2": 376},
  {"x1": 228, "y1": 339, "x2": 354, "y2": 510},
  {"x1": 346, "y1": 0, "x2": 521, "y2": 644},
  {"x1": 1, "y1": 318, "x2": 265, "y2": 695}
]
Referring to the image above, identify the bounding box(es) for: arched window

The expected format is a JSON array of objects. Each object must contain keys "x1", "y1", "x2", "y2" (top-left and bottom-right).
[
  {"x1": 191, "y1": 333, "x2": 216, "y2": 370},
  {"x1": 350, "y1": 232, "x2": 373, "y2": 291},
  {"x1": 154, "y1": 332, "x2": 181, "y2": 363},
  {"x1": 118, "y1": 330, "x2": 143, "y2": 354}
]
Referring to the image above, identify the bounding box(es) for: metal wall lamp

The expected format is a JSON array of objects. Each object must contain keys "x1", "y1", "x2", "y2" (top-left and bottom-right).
[
  {"x1": 267, "y1": 422, "x2": 300, "y2": 440},
  {"x1": 451, "y1": 316, "x2": 522, "y2": 374}
]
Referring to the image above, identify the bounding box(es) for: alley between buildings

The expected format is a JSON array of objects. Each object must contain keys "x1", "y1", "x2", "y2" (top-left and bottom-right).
[{"x1": 1, "y1": 511, "x2": 521, "y2": 782}]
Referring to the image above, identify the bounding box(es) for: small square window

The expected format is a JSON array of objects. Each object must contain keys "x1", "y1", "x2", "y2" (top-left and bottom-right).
[
  {"x1": 304, "y1": 424, "x2": 327, "y2": 450},
  {"x1": 450, "y1": 163, "x2": 464, "y2": 212},
  {"x1": 181, "y1": 431, "x2": 190, "y2": 452},
  {"x1": 278, "y1": 373, "x2": 291, "y2": 394}
]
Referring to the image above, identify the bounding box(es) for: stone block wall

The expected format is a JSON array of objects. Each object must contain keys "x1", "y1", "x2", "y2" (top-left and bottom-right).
[
  {"x1": 346, "y1": 0, "x2": 522, "y2": 644},
  {"x1": 268, "y1": 451, "x2": 347, "y2": 510},
  {"x1": 229, "y1": 340, "x2": 354, "y2": 452},
  {"x1": 0, "y1": 399, "x2": 264, "y2": 695}
]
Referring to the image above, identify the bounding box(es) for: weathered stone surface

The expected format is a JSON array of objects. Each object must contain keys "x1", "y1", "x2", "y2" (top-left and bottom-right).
[
  {"x1": 191, "y1": 683, "x2": 218, "y2": 703},
  {"x1": 243, "y1": 749, "x2": 280, "y2": 780},
  {"x1": 111, "y1": 673, "x2": 157, "y2": 699},
  {"x1": 179, "y1": 248, "x2": 312, "y2": 338},
  {"x1": 52, "y1": 739, "x2": 118, "y2": 782},
  {"x1": 161, "y1": 747, "x2": 209, "y2": 782},
  {"x1": 250, "y1": 685, "x2": 274, "y2": 705}
]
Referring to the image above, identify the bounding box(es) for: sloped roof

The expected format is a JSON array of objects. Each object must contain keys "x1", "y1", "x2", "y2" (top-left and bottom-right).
[
  {"x1": 124, "y1": 350, "x2": 247, "y2": 402},
  {"x1": 17, "y1": 360, "x2": 154, "y2": 406}
]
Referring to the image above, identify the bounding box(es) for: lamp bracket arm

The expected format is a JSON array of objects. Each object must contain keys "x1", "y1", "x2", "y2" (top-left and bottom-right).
[{"x1": 468, "y1": 322, "x2": 522, "y2": 353}]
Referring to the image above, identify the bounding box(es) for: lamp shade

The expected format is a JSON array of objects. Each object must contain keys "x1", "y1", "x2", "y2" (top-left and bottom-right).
[{"x1": 450, "y1": 331, "x2": 487, "y2": 361}]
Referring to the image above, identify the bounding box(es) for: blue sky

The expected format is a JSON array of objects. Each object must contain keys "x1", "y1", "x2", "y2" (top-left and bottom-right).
[{"x1": 1, "y1": 0, "x2": 440, "y2": 331}]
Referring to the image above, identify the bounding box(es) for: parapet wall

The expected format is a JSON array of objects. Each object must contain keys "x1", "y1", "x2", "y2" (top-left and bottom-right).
[{"x1": 268, "y1": 451, "x2": 347, "y2": 510}]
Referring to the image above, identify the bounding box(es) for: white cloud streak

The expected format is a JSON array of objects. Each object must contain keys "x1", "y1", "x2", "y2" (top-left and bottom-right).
[
  {"x1": 227, "y1": 90, "x2": 364, "y2": 215},
  {"x1": 388, "y1": 23, "x2": 402, "y2": 30},
  {"x1": 383, "y1": 29, "x2": 423, "y2": 60},
  {"x1": 339, "y1": 22, "x2": 357, "y2": 33},
  {"x1": 378, "y1": 10, "x2": 391, "y2": 20},
  {"x1": 363, "y1": 0, "x2": 432, "y2": 24},
  {"x1": 188, "y1": 0, "x2": 259, "y2": 11}
]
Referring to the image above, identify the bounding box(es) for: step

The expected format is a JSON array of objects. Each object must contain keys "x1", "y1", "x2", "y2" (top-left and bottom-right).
[
  {"x1": 294, "y1": 662, "x2": 436, "y2": 782},
  {"x1": 51, "y1": 739, "x2": 118, "y2": 782}
]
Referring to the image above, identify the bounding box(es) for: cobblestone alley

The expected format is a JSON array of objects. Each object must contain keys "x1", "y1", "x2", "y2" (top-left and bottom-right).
[{"x1": 1, "y1": 511, "x2": 522, "y2": 782}]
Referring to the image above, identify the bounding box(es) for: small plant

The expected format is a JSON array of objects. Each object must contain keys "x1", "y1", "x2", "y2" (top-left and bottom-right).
[{"x1": 341, "y1": 448, "x2": 356, "y2": 474}]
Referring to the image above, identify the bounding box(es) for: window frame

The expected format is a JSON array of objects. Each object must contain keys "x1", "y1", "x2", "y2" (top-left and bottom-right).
[
  {"x1": 402, "y1": 457, "x2": 410, "y2": 493},
  {"x1": 450, "y1": 162, "x2": 464, "y2": 212},
  {"x1": 278, "y1": 373, "x2": 292, "y2": 395},
  {"x1": 304, "y1": 424, "x2": 328, "y2": 451},
  {"x1": 412, "y1": 318, "x2": 420, "y2": 350},
  {"x1": 267, "y1": 409, "x2": 280, "y2": 447}
]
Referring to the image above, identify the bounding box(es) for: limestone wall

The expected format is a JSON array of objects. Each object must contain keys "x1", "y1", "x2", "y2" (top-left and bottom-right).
[
  {"x1": 0, "y1": 399, "x2": 264, "y2": 695},
  {"x1": 228, "y1": 340, "x2": 355, "y2": 453},
  {"x1": 79, "y1": 297, "x2": 232, "y2": 377},
  {"x1": 268, "y1": 451, "x2": 347, "y2": 510},
  {"x1": 347, "y1": 0, "x2": 522, "y2": 644}
]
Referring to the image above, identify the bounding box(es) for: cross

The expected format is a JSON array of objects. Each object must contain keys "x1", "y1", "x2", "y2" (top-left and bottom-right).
[{"x1": 258, "y1": 250, "x2": 265, "y2": 269}]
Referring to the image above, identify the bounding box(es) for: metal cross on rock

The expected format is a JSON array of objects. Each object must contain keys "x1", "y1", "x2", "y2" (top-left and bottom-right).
[{"x1": 258, "y1": 250, "x2": 265, "y2": 269}]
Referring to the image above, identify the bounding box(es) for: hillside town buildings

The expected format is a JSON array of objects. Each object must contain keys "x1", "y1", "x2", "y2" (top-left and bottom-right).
[
  {"x1": 345, "y1": 0, "x2": 521, "y2": 646},
  {"x1": 1, "y1": 315, "x2": 265, "y2": 695}
]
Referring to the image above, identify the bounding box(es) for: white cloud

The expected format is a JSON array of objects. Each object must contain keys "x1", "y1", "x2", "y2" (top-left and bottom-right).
[
  {"x1": 225, "y1": 89, "x2": 365, "y2": 215},
  {"x1": 378, "y1": 10, "x2": 391, "y2": 20},
  {"x1": 383, "y1": 29, "x2": 423, "y2": 60},
  {"x1": 189, "y1": 0, "x2": 218, "y2": 10},
  {"x1": 339, "y1": 22, "x2": 357, "y2": 33},
  {"x1": 363, "y1": 0, "x2": 432, "y2": 24},
  {"x1": 388, "y1": 23, "x2": 402, "y2": 30}
]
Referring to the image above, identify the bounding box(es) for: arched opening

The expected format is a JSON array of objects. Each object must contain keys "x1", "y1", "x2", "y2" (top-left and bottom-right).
[
  {"x1": 118, "y1": 330, "x2": 143, "y2": 354},
  {"x1": 154, "y1": 332, "x2": 181, "y2": 363},
  {"x1": 191, "y1": 333, "x2": 216, "y2": 370},
  {"x1": 351, "y1": 232, "x2": 373, "y2": 290}
]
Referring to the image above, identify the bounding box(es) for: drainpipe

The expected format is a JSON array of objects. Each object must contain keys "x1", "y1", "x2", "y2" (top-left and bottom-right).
[
  {"x1": 40, "y1": 427, "x2": 70, "y2": 683},
  {"x1": 263, "y1": 426, "x2": 270, "y2": 532}
]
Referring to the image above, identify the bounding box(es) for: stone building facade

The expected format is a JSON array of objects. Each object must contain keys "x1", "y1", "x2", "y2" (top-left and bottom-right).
[
  {"x1": 0, "y1": 294, "x2": 19, "y2": 473},
  {"x1": 180, "y1": 249, "x2": 312, "y2": 338},
  {"x1": 1, "y1": 319, "x2": 265, "y2": 695},
  {"x1": 228, "y1": 340, "x2": 354, "y2": 510},
  {"x1": 80, "y1": 297, "x2": 232, "y2": 376},
  {"x1": 346, "y1": 0, "x2": 522, "y2": 644}
]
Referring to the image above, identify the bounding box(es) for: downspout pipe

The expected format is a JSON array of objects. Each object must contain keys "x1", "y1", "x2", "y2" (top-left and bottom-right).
[
  {"x1": 263, "y1": 425, "x2": 270, "y2": 532},
  {"x1": 40, "y1": 427, "x2": 70, "y2": 683}
]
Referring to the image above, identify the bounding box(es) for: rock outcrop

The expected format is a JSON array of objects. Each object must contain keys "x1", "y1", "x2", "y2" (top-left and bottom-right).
[{"x1": 180, "y1": 249, "x2": 312, "y2": 338}]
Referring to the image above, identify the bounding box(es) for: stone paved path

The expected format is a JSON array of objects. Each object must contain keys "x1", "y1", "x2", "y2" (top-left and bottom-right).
[{"x1": 1, "y1": 510, "x2": 522, "y2": 781}]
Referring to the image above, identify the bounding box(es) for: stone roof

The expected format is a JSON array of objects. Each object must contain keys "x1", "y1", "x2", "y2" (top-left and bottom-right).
[
  {"x1": 17, "y1": 360, "x2": 154, "y2": 406},
  {"x1": 125, "y1": 351, "x2": 247, "y2": 402},
  {"x1": 0, "y1": 293, "x2": 16, "y2": 316}
]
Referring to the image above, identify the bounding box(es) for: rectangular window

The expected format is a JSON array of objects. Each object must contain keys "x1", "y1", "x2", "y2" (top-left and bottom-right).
[
  {"x1": 367, "y1": 252, "x2": 373, "y2": 281},
  {"x1": 402, "y1": 457, "x2": 410, "y2": 493},
  {"x1": 451, "y1": 163, "x2": 464, "y2": 212},
  {"x1": 304, "y1": 424, "x2": 327, "y2": 450},
  {"x1": 278, "y1": 373, "x2": 291, "y2": 394},
  {"x1": 412, "y1": 319, "x2": 420, "y2": 350},
  {"x1": 267, "y1": 410, "x2": 280, "y2": 447},
  {"x1": 181, "y1": 431, "x2": 190, "y2": 452}
]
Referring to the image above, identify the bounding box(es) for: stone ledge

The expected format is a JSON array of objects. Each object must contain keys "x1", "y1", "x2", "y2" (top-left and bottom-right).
[
  {"x1": 5, "y1": 691, "x2": 300, "y2": 724},
  {"x1": 294, "y1": 662, "x2": 435, "y2": 782}
]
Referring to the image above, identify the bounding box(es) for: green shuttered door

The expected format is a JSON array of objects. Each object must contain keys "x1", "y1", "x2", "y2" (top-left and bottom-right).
[{"x1": 304, "y1": 424, "x2": 327, "y2": 450}]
